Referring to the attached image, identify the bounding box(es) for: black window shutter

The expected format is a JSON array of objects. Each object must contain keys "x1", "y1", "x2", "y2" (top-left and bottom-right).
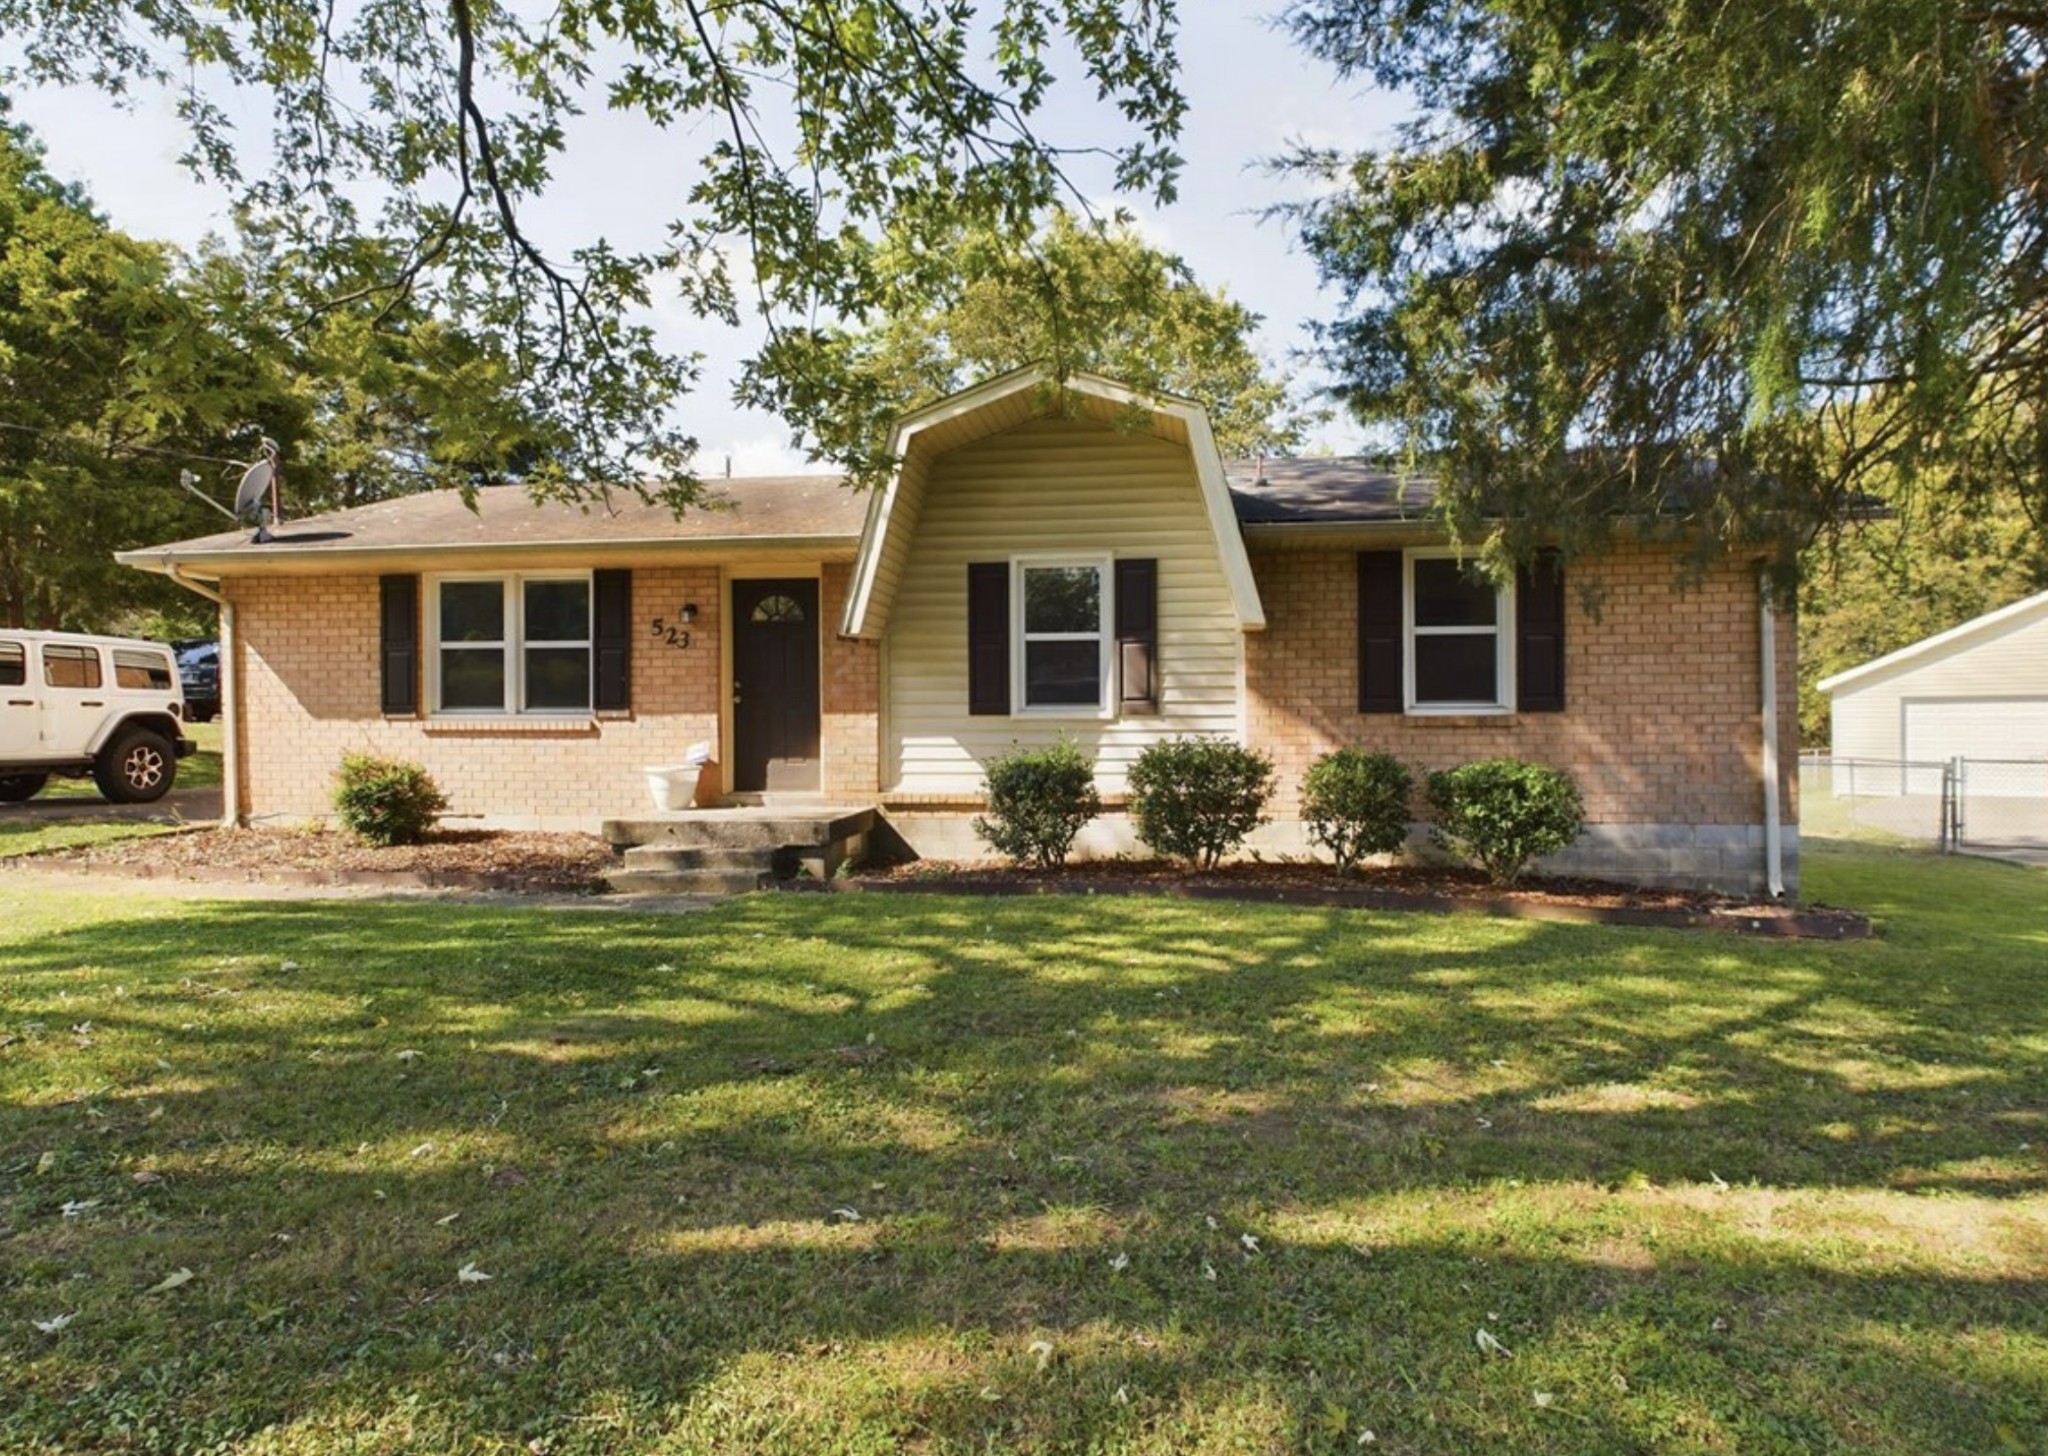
[
  {"x1": 1357, "y1": 551, "x2": 1404, "y2": 713},
  {"x1": 1516, "y1": 550, "x2": 1567, "y2": 712},
  {"x1": 593, "y1": 568, "x2": 632, "y2": 713},
  {"x1": 379, "y1": 574, "x2": 419, "y2": 716},
  {"x1": 1114, "y1": 557, "x2": 1159, "y2": 713},
  {"x1": 967, "y1": 562, "x2": 1011, "y2": 715}
]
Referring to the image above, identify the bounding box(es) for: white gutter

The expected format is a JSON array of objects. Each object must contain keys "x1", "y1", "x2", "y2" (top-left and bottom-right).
[
  {"x1": 166, "y1": 565, "x2": 240, "y2": 829},
  {"x1": 1759, "y1": 577, "x2": 1784, "y2": 898}
]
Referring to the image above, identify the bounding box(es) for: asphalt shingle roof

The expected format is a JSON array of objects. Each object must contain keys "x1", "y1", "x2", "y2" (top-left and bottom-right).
[{"x1": 130, "y1": 458, "x2": 1439, "y2": 561}]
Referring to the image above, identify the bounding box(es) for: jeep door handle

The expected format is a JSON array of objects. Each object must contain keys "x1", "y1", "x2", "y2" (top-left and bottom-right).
[
  {"x1": 6, "y1": 698, "x2": 30, "y2": 707},
  {"x1": 80, "y1": 700, "x2": 104, "y2": 707}
]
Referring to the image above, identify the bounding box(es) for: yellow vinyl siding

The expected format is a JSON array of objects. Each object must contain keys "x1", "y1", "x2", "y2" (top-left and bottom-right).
[
  {"x1": 1831, "y1": 608, "x2": 2048, "y2": 760},
  {"x1": 885, "y1": 415, "x2": 1243, "y2": 794},
  {"x1": 861, "y1": 450, "x2": 929, "y2": 639}
]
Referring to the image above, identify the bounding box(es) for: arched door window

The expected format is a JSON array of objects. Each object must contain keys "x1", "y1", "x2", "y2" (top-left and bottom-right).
[{"x1": 750, "y1": 593, "x2": 807, "y2": 624}]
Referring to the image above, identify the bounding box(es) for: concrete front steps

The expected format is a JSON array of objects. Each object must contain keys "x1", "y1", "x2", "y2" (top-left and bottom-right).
[{"x1": 600, "y1": 807, "x2": 878, "y2": 897}]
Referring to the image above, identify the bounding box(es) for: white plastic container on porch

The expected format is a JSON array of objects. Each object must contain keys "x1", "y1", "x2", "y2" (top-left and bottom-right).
[{"x1": 645, "y1": 742, "x2": 715, "y2": 812}]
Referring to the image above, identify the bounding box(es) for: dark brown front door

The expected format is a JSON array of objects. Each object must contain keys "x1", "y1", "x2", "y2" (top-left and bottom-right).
[{"x1": 732, "y1": 577, "x2": 822, "y2": 793}]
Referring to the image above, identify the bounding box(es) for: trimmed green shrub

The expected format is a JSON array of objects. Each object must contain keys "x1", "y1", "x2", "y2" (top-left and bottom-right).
[
  {"x1": 333, "y1": 753, "x2": 449, "y2": 847},
  {"x1": 1127, "y1": 737, "x2": 1275, "y2": 870},
  {"x1": 972, "y1": 739, "x2": 1103, "y2": 869},
  {"x1": 1424, "y1": 758, "x2": 1585, "y2": 884},
  {"x1": 1302, "y1": 748, "x2": 1415, "y2": 872}
]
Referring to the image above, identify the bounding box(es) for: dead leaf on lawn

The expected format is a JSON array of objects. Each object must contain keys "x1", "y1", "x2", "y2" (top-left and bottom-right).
[
  {"x1": 457, "y1": 1263, "x2": 492, "y2": 1283},
  {"x1": 1475, "y1": 1328, "x2": 1512, "y2": 1358},
  {"x1": 32, "y1": 1314, "x2": 73, "y2": 1334},
  {"x1": 147, "y1": 1268, "x2": 195, "y2": 1294}
]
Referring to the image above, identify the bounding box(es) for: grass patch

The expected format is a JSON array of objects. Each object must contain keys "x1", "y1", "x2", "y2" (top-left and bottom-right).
[
  {"x1": 40, "y1": 720, "x2": 222, "y2": 801},
  {"x1": 2, "y1": 844, "x2": 2044, "y2": 1453},
  {"x1": 0, "y1": 819, "x2": 183, "y2": 859}
]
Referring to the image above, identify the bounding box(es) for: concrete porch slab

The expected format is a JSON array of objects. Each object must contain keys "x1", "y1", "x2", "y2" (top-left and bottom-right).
[{"x1": 601, "y1": 806, "x2": 879, "y2": 896}]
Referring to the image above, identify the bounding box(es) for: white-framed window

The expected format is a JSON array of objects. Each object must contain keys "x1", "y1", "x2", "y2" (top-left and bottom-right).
[
  {"x1": 1405, "y1": 550, "x2": 1514, "y2": 713},
  {"x1": 428, "y1": 573, "x2": 593, "y2": 716},
  {"x1": 1013, "y1": 554, "x2": 1112, "y2": 715}
]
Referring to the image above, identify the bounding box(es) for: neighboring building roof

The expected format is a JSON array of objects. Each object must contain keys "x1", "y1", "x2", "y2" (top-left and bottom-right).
[
  {"x1": 1223, "y1": 457, "x2": 1438, "y2": 525},
  {"x1": 1816, "y1": 587, "x2": 2048, "y2": 695}
]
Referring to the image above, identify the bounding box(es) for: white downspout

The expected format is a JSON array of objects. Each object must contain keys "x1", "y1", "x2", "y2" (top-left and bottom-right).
[
  {"x1": 167, "y1": 564, "x2": 240, "y2": 829},
  {"x1": 1759, "y1": 577, "x2": 1785, "y2": 899}
]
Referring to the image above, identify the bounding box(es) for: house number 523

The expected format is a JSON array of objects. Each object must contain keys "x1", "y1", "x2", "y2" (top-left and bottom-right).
[{"x1": 649, "y1": 617, "x2": 692, "y2": 649}]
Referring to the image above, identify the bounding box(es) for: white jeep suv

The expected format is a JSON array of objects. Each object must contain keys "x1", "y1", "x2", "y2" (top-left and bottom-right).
[{"x1": 0, "y1": 631, "x2": 195, "y2": 804}]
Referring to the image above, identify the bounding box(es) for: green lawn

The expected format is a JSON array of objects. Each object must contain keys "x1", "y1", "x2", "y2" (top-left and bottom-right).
[
  {"x1": 2, "y1": 845, "x2": 2044, "y2": 1455},
  {"x1": 0, "y1": 817, "x2": 183, "y2": 859}
]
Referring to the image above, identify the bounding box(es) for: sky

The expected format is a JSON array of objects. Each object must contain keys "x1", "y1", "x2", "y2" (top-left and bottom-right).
[{"x1": 6, "y1": 6, "x2": 1405, "y2": 475}]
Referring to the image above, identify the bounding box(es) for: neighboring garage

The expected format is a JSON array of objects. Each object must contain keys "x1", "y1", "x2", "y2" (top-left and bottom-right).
[{"x1": 1819, "y1": 589, "x2": 2048, "y2": 831}]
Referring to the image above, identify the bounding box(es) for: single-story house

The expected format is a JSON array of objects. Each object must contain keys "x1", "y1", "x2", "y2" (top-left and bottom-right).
[
  {"x1": 1818, "y1": 586, "x2": 2048, "y2": 795},
  {"x1": 120, "y1": 368, "x2": 1799, "y2": 894}
]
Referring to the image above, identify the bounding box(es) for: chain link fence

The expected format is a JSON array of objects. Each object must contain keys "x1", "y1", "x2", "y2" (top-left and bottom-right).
[{"x1": 1801, "y1": 753, "x2": 2048, "y2": 856}]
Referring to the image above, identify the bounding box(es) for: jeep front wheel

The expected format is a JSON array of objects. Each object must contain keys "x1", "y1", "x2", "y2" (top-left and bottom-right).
[
  {"x1": 0, "y1": 771, "x2": 48, "y2": 802},
  {"x1": 94, "y1": 728, "x2": 177, "y2": 803}
]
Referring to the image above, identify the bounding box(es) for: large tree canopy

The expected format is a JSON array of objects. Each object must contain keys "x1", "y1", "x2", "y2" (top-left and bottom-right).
[
  {"x1": 0, "y1": 111, "x2": 569, "y2": 629},
  {"x1": 0, "y1": 116, "x2": 280, "y2": 629},
  {"x1": 794, "y1": 212, "x2": 1318, "y2": 462},
  {"x1": 0, "y1": 0, "x2": 1187, "y2": 505},
  {"x1": 1281, "y1": 1, "x2": 2047, "y2": 581}
]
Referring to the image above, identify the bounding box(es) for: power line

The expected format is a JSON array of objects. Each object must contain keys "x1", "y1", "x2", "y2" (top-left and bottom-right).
[{"x1": 0, "y1": 419, "x2": 259, "y2": 472}]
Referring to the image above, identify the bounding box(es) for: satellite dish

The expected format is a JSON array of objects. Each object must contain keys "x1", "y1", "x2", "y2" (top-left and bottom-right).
[
  {"x1": 233, "y1": 460, "x2": 276, "y2": 543},
  {"x1": 233, "y1": 461, "x2": 273, "y2": 521}
]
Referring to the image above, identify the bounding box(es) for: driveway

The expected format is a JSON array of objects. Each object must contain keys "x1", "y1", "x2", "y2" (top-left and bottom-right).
[
  {"x1": 1964, "y1": 839, "x2": 2048, "y2": 868},
  {"x1": 0, "y1": 785, "x2": 222, "y2": 824}
]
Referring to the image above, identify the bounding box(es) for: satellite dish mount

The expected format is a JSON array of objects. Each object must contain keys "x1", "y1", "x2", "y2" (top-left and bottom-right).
[{"x1": 231, "y1": 438, "x2": 284, "y2": 543}]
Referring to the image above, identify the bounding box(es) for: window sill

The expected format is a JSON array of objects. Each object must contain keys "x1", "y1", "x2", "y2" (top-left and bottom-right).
[
  {"x1": 421, "y1": 716, "x2": 598, "y2": 736},
  {"x1": 1402, "y1": 711, "x2": 1520, "y2": 727}
]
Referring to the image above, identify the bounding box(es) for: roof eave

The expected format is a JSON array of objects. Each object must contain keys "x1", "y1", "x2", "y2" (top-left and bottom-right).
[{"x1": 116, "y1": 532, "x2": 863, "y2": 578}]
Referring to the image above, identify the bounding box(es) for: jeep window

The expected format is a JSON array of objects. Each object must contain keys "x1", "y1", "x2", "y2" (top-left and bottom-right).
[
  {"x1": 43, "y1": 644, "x2": 102, "y2": 690},
  {"x1": 113, "y1": 649, "x2": 175, "y2": 691},
  {"x1": 0, "y1": 642, "x2": 22, "y2": 687}
]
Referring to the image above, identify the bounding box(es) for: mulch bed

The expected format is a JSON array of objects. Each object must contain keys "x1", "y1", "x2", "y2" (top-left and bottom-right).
[
  {"x1": 811, "y1": 858, "x2": 1871, "y2": 939},
  {"x1": 26, "y1": 827, "x2": 615, "y2": 895},
  {"x1": 20, "y1": 829, "x2": 1870, "y2": 938}
]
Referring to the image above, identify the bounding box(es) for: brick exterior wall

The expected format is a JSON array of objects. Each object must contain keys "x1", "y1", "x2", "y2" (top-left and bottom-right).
[
  {"x1": 227, "y1": 564, "x2": 887, "y2": 825},
  {"x1": 822, "y1": 562, "x2": 882, "y2": 801},
  {"x1": 1244, "y1": 541, "x2": 1797, "y2": 826},
  {"x1": 222, "y1": 541, "x2": 1795, "y2": 891},
  {"x1": 1234, "y1": 540, "x2": 1800, "y2": 893}
]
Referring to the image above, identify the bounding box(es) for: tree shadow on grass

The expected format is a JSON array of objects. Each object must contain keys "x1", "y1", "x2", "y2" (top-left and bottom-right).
[{"x1": 2, "y1": 881, "x2": 2046, "y2": 1452}]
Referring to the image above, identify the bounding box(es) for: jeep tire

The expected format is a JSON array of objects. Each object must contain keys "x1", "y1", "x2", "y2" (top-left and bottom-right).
[
  {"x1": 0, "y1": 771, "x2": 48, "y2": 802},
  {"x1": 94, "y1": 727, "x2": 177, "y2": 803}
]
